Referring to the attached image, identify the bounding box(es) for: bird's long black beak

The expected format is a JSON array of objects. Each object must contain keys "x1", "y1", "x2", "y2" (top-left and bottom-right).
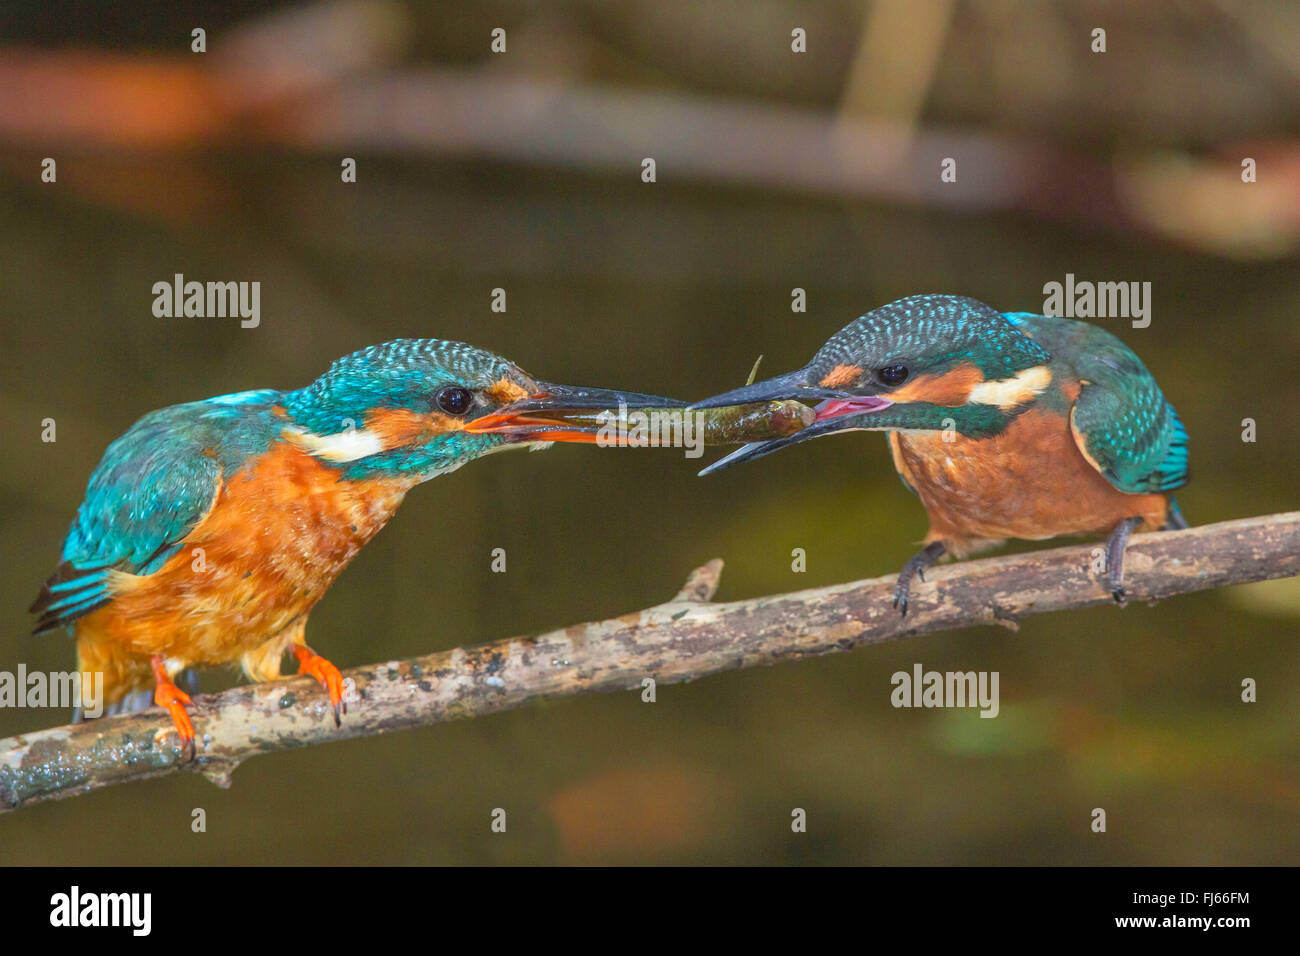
[
  {"x1": 691, "y1": 368, "x2": 894, "y2": 474},
  {"x1": 465, "y1": 382, "x2": 686, "y2": 443},
  {"x1": 688, "y1": 369, "x2": 848, "y2": 409}
]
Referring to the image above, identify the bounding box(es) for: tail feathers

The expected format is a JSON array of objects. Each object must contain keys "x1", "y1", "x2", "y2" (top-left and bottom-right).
[
  {"x1": 1163, "y1": 497, "x2": 1189, "y2": 531},
  {"x1": 30, "y1": 562, "x2": 111, "y2": 634}
]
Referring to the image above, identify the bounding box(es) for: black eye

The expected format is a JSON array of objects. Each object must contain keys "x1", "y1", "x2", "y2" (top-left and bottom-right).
[
  {"x1": 877, "y1": 365, "x2": 909, "y2": 387},
  {"x1": 435, "y1": 386, "x2": 473, "y2": 416}
]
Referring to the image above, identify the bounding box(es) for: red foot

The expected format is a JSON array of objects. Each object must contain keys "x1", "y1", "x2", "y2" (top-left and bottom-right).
[
  {"x1": 292, "y1": 644, "x2": 345, "y2": 726},
  {"x1": 151, "y1": 655, "x2": 195, "y2": 761}
]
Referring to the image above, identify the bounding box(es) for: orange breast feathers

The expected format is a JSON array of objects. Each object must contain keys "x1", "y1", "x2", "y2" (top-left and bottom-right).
[
  {"x1": 888, "y1": 406, "x2": 1169, "y2": 556},
  {"x1": 77, "y1": 442, "x2": 416, "y2": 667}
]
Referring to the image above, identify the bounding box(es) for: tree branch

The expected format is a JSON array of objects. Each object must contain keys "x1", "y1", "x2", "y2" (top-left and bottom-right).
[{"x1": 2, "y1": 512, "x2": 1296, "y2": 812}]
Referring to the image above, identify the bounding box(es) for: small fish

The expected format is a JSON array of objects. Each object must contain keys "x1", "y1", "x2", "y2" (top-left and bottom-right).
[
  {"x1": 698, "y1": 400, "x2": 813, "y2": 444},
  {"x1": 542, "y1": 400, "x2": 815, "y2": 445}
]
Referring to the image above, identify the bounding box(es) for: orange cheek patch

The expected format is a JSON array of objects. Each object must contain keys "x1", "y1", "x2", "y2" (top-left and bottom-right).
[
  {"x1": 364, "y1": 407, "x2": 458, "y2": 447},
  {"x1": 488, "y1": 378, "x2": 531, "y2": 404},
  {"x1": 888, "y1": 363, "x2": 984, "y2": 406},
  {"x1": 820, "y1": 364, "x2": 863, "y2": 388}
]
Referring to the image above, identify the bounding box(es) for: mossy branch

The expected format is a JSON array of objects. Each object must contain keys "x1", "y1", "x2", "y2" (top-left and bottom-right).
[{"x1": 2, "y1": 512, "x2": 1296, "y2": 813}]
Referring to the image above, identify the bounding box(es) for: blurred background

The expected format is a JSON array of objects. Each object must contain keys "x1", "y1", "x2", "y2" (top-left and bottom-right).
[{"x1": 1, "y1": 0, "x2": 1297, "y2": 864}]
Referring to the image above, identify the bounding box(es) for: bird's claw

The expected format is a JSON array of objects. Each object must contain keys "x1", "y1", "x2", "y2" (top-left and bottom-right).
[
  {"x1": 151, "y1": 656, "x2": 196, "y2": 761},
  {"x1": 293, "y1": 645, "x2": 346, "y2": 726},
  {"x1": 155, "y1": 683, "x2": 196, "y2": 761},
  {"x1": 1104, "y1": 517, "x2": 1144, "y2": 610},
  {"x1": 894, "y1": 542, "x2": 945, "y2": 619},
  {"x1": 892, "y1": 581, "x2": 912, "y2": 617},
  {"x1": 894, "y1": 594, "x2": 910, "y2": 617}
]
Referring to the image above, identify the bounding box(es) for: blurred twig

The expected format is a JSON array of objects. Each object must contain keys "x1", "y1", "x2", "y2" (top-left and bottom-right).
[
  {"x1": 2, "y1": 511, "x2": 1296, "y2": 813},
  {"x1": 1, "y1": 1, "x2": 1297, "y2": 257},
  {"x1": 839, "y1": 0, "x2": 954, "y2": 128}
]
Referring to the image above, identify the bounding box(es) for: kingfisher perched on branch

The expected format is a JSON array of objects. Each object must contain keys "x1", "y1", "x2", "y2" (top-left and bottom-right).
[
  {"x1": 31, "y1": 339, "x2": 683, "y2": 754},
  {"x1": 694, "y1": 294, "x2": 1189, "y2": 615}
]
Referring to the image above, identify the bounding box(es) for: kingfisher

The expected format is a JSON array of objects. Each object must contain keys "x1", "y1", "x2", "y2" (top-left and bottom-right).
[
  {"x1": 694, "y1": 294, "x2": 1189, "y2": 615},
  {"x1": 30, "y1": 339, "x2": 685, "y2": 754}
]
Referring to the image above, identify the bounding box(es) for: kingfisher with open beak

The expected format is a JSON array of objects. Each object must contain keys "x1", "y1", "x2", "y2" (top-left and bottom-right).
[
  {"x1": 31, "y1": 339, "x2": 689, "y2": 754},
  {"x1": 694, "y1": 294, "x2": 1189, "y2": 615}
]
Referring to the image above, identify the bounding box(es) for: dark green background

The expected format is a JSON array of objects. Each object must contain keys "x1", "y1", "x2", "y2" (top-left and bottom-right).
[{"x1": 1, "y1": 1, "x2": 1296, "y2": 864}]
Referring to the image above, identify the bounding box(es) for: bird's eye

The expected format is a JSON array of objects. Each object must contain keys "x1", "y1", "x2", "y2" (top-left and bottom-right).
[
  {"x1": 877, "y1": 365, "x2": 909, "y2": 387},
  {"x1": 435, "y1": 385, "x2": 473, "y2": 416}
]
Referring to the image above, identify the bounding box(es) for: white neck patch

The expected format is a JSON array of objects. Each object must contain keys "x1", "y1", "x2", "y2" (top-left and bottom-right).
[
  {"x1": 967, "y1": 365, "x2": 1052, "y2": 409},
  {"x1": 283, "y1": 426, "x2": 385, "y2": 462}
]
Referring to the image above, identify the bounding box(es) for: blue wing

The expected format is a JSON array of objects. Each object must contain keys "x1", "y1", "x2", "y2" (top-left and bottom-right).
[
  {"x1": 1068, "y1": 355, "x2": 1189, "y2": 495},
  {"x1": 1006, "y1": 313, "x2": 1188, "y2": 495},
  {"x1": 30, "y1": 391, "x2": 279, "y2": 633}
]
